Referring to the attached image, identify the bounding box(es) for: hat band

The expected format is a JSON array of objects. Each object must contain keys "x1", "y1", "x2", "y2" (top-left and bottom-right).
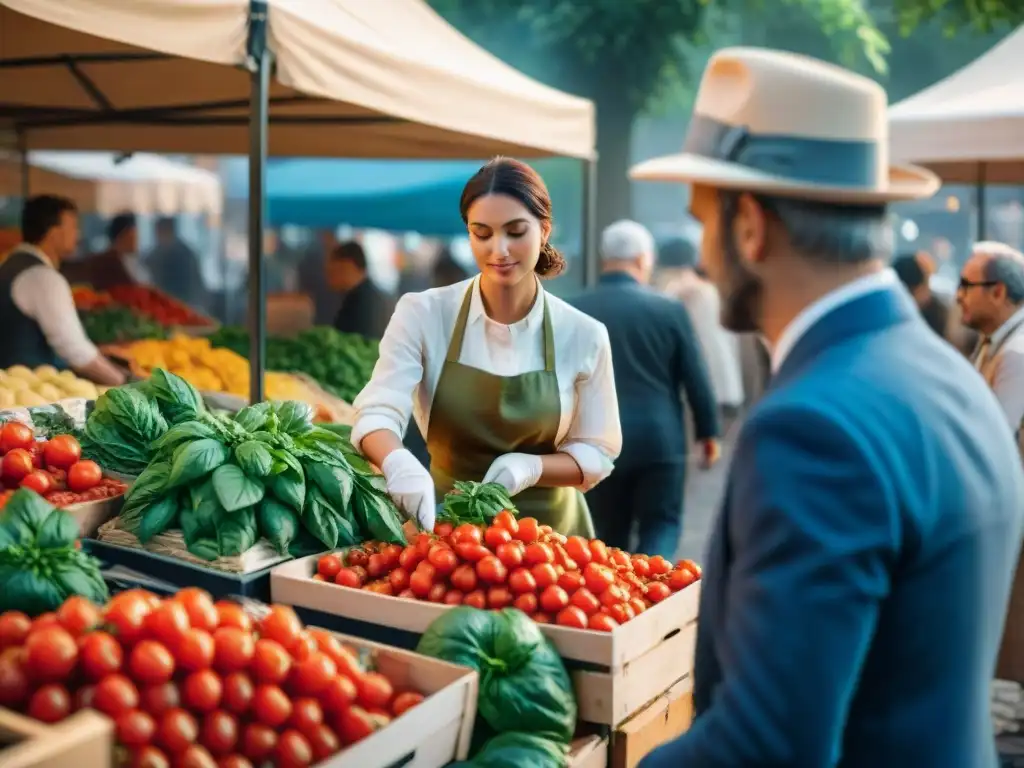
[{"x1": 684, "y1": 114, "x2": 880, "y2": 188}]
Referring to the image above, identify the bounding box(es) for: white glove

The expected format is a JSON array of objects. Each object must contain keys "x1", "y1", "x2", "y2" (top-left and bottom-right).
[
  {"x1": 482, "y1": 453, "x2": 543, "y2": 497},
  {"x1": 381, "y1": 449, "x2": 436, "y2": 531}
]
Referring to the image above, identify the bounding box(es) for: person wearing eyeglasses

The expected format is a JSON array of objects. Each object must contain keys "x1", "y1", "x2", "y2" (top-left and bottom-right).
[{"x1": 957, "y1": 241, "x2": 1024, "y2": 436}]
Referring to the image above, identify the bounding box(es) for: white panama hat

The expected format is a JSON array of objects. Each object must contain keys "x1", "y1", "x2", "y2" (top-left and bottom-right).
[{"x1": 629, "y1": 47, "x2": 940, "y2": 204}]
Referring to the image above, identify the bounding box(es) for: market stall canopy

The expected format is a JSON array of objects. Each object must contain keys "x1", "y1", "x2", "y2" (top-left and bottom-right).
[
  {"x1": 889, "y1": 25, "x2": 1024, "y2": 183},
  {"x1": 221, "y1": 157, "x2": 585, "y2": 238},
  {"x1": 0, "y1": 151, "x2": 222, "y2": 216},
  {"x1": 0, "y1": 0, "x2": 595, "y2": 159}
]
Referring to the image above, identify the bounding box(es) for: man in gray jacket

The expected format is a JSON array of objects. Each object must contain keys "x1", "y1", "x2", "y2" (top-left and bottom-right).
[{"x1": 958, "y1": 241, "x2": 1024, "y2": 440}]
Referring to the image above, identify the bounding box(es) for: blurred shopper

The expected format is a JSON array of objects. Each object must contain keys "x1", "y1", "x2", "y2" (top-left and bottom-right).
[
  {"x1": 326, "y1": 240, "x2": 395, "y2": 340},
  {"x1": 892, "y1": 251, "x2": 951, "y2": 338},
  {"x1": 958, "y1": 241, "x2": 1024, "y2": 437},
  {"x1": 632, "y1": 48, "x2": 1023, "y2": 768},
  {"x1": 146, "y1": 216, "x2": 207, "y2": 309},
  {"x1": 62, "y1": 212, "x2": 144, "y2": 291},
  {"x1": 0, "y1": 196, "x2": 125, "y2": 384},
  {"x1": 658, "y1": 235, "x2": 745, "y2": 415},
  {"x1": 570, "y1": 220, "x2": 720, "y2": 559}
]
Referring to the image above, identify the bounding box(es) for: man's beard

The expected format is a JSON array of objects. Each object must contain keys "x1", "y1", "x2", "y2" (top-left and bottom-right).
[{"x1": 719, "y1": 228, "x2": 763, "y2": 334}]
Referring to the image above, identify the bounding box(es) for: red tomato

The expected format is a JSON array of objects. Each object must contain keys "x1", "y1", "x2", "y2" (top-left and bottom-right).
[
  {"x1": 0, "y1": 422, "x2": 34, "y2": 453},
  {"x1": 628, "y1": 597, "x2": 647, "y2": 616},
  {"x1": 388, "y1": 567, "x2": 410, "y2": 592},
  {"x1": 306, "y1": 723, "x2": 340, "y2": 761},
  {"x1": 427, "y1": 545, "x2": 458, "y2": 575},
  {"x1": 28, "y1": 683, "x2": 71, "y2": 723},
  {"x1": 291, "y1": 652, "x2": 336, "y2": 697},
  {"x1": 117, "y1": 709, "x2": 157, "y2": 747},
  {"x1": 213, "y1": 628, "x2": 255, "y2": 673},
  {"x1": 158, "y1": 708, "x2": 199, "y2": 754},
  {"x1": 484, "y1": 526, "x2": 512, "y2": 549},
  {"x1": 241, "y1": 723, "x2": 278, "y2": 761},
  {"x1": 175, "y1": 589, "x2": 219, "y2": 633},
  {"x1": 201, "y1": 710, "x2": 239, "y2": 755},
  {"x1": 533, "y1": 612, "x2": 552, "y2": 624},
  {"x1": 177, "y1": 630, "x2": 216, "y2": 672},
  {"x1": 20, "y1": 469, "x2": 53, "y2": 495},
  {"x1": 259, "y1": 606, "x2": 303, "y2": 651},
  {"x1": 80, "y1": 631, "x2": 123, "y2": 679},
  {"x1": 275, "y1": 729, "x2": 313, "y2": 766},
  {"x1": 556, "y1": 606, "x2": 588, "y2": 629},
  {"x1": 183, "y1": 670, "x2": 223, "y2": 712},
  {"x1": 145, "y1": 601, "x2": 191, "y2": 648},
  {"x1": 557, "y1": 570, "x2": 585, "y2": 593},
  {"x1": 523, "y1": 542, "x2": 554, "y2": 566},
  {"x1": 589, "y1": 540, "x2": 610, "y2": 565},
  {"x1": 600, "y1": 585, "x2": 630, "y2": 610},
  {"x1": 320, "y1": 674, "x2": 357, "y2": 713},
  {"x1": 221, "y1": 672, "x2": 254, "y2": 715},
  {"x1": 94, "y1": 674, "x2": 140, "y2": 718},
  {"x1": 252, "y1": 684, "x2": 292, "y2": 728},
  {"x1": 677, "y1": 559, "x2": 703, "y2": 579},
  {"x1": 493, "y1": 510, "x2": 519, "y2": 534},
  {"x1": 0, "y1": 611, "x2": 31, "y2": 649},
  {"x1": 570, "y1": 588, "x2": 601, "y2": 615},
  {"x1": 588, "y1": 612, "x2": 619, "y2": 632},
  {"x1": 631, "y1": 556, "x2": 652, "y2": 579},
  {"x1": 513, "y1": 518, "x2": 540, "y2": 543},
  {"x1": 408, "y1": 569, "x2": 434, "y2": 599},
  {"x1": 129, "y1": 640, "x2": 176, "y2": 685},
  {"x1": 507, "y1": 567, "x2": 537, "y2": 595},
  {"x1": 57, "y1": 596, "x2": 101, "y2": 636},
  {"x1": 454, "y1": 541, "x2": 490, "y2": 563},
  {"x1": 433, "y1": 521, "x2": 454, "y2": 538},
  {"x1": 131, "y1": 745, "x2": 171, "y2": 768},
  {"x1": 316, "y1": 554, "x2": 343, "y2": 581},
  {"x1": 609, "y1": 603, "x2": 635, "y2": 625},
  {"x1": 463, "y1": 590, "x2": 487, "y2": 610},
  {"x1": 539, "y1": 585, "x2": 569, "y2": 614},
  {"x1": 427, "y1": 583, "x2": 447, "y2": 603},
  {"x1": 336, "y1": 705, "x2": 377, "y2": 745},
  {"x1": 356, "y1": 671, "x2": 394, "y2": 709},
  {"x1": 24, "y1": 625, "x2": 78, "y2": 681},
  {"x1": 583, "y1": 563, "x2": 615, "y2": 594},
  {"x1": 345, "y1": 549, "x2": 369, "y2": 568},
  {"x1": 140, "y1": 681, "x2": 180, "y2": 717},
  {"x1": 251, "y1": 639, "x2": 291, "y2": 684},
  {"x1": 645, "y1": 582, "x2": 672, "y2": 604},
  {"x1": 451, "y1": 524, "x2": 483, "y2": 545},
  {"x1": 564, "y1": 536, "x2": 592, "y2": 566},
  {"x1": 513, "y1": 593, "x2": 538, "y2": 614},
  {"x1": 647, "y1": 555, "x2": 673, "y2": 576},
  {"x1": 67, "y1": 459, "x2": 102, "y2": 492},
  {"x1": 334, "y1": 568, "x2": 363, "y2": 588},
  {"x1": 476, "y1": 555, "x2": 507, "y2": 585},
  {"x1": 531, "y1": 563, "x2": 559, "y2": 590},
  {"x1": 366, "y1": 553, "x2": 390, "y2": 579},
  {"x1": 1, "y1": 449, "x2": 34, "y2": 482},
  {"x1": 487, "y1": 587, "x2": 514, "y2": 609},
  {"x1": 0, "y1": 650, "x2": 29, "y2": 707},
  {"x1": 495, "y1": 542, "x2": 524, "y2": 569},
  {"x1": 392, "y1": 691, "x2": 424, "y2": 717},
  {"x1": 443, "y1": 590, "x2": 464, "y2": 606},
  {"x1": 397, "y1": 546, "x2": 422, "y2": 571},
  {"x1": 449, "y1": 564, "x2": 477, "y2": 593},
  {"x1": 289, "y1": 696, "x2": 323, "y2": 732},
  {"x1": 668, "y1": 568, "x2": 697, "y2": 592}
]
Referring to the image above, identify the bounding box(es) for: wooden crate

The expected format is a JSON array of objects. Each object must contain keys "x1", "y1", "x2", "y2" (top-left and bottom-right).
[
  {"x1": 272, "y1": 554, "x2": 699, "y2": 728},
  {"x1": 610, "y1": 678, "x2": 694, "y2": 768},
  {"x1": 0, "y1": 709, "x2": 113, "y2": 768},
  {"x1": 569, "y1": 734, "x2": 609, "y2": 768}
]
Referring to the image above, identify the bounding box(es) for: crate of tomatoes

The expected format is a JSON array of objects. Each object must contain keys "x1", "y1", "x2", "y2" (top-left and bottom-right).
[
  {"x1": 271, "y1": 484, "x2": 701, "y2": 729},
  {"x1": 0, "y1": 422, "x2": 128, "y2": 537},
  {"x1": 0, "y1": 591, "x2": 477, "y2": 768}
]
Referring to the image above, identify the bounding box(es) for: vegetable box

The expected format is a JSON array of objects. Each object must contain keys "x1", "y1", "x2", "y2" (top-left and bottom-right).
[
  {"x1": 271, "y1": 554, "x2": 700, "y2": 727},
  {"x1": 570, "y1": 735, "x2": 610, "y2": 768},
  {"x1": 0, "y1": 708, "x2": 113, "y2": 768}
]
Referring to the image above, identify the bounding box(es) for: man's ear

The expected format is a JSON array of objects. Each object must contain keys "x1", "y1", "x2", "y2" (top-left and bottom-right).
[{"x1": 732, "y1": 192, "x2": 769, "y2": 265}]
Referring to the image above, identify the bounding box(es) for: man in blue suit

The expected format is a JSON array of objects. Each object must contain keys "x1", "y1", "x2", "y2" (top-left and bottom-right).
[{"x1": 630, "y1": 47, "x2": 1024, "y2": 767}]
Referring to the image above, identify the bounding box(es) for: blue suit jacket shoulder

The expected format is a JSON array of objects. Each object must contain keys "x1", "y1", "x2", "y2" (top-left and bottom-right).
[{"x1": 641, "y1": 286, "x2": 1024, "y2": 768}]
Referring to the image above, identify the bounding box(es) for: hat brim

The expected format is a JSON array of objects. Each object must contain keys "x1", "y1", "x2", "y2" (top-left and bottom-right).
[{"x1": 628, "y1": 152, "x2": 940, "y2": 204}]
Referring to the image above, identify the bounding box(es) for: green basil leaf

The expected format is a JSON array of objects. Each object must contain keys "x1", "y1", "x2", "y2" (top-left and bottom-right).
[
  {"x1": 269, "y1": 466, "x2": 305, "y2": 512},
  {"x1": 2, "y1": 567, "x2": 64, "y2": 616},
  {"x1": 151, "y1": 421, "x2": 217, "y2": 455},
  {"x1": 273, "y1": 401, "x2": 315, "y2": 436},
  {"x1": 306, "y1": 462, "x2": 354, "y2": 512},
  {"x1": 51, "y1": 559, "x2": 109, "y2": 604},
  {"x1": 141, "y1": 368, "x2": 204, "y2": 424},
  {"x1": 122, "y1": 461, "x2": 171, "y2": 514},
  {"x1": 302, "y1": 487, "x2": 339, "y2": 549},
  {"x1": 168, "y1": 438, "x2": 229, "y2": 488},
  {"x1": 214, "y1": 506, "x2": 258, "y2": 557},
  {"x1": 258, "y1": 497, "x2": 299, "y2": 555},
  {"x1": 186, "y1": 536, "x2": 221, "y2": 562},
  {"x1": 212, "y1": 464, "x2": 265, "y2": 512},
  {"x1": 0, "y1": 489, "x2": 58, "y2": 546},
  {"x1": 35, "y1": 508, "x2": 79, "y2": 550},
  {"x1": 233, "y1": 402, "x2": 272, "y2": 433},
  {"x1": 234, "y1": 441, "x2": 275, "y2": 479},
  {"x1": 137, "y1": 494, "x2": 180, "y2": 543},
  {"x1": 353, "y1": 491, "x2": 406, "y2": 545}
]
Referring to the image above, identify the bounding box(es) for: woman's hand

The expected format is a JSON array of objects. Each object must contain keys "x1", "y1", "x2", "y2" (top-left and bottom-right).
[
  {"x1": 381, "y1": 449, "x2": 436, "y2": 531},
  {"x1": 482, "y1": 453, "x2": 544, "y2": 497}
]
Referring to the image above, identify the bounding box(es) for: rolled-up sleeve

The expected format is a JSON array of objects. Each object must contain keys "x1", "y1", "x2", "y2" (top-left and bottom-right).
[
  {"x1": 559, "y1": 324, "x2": 622, "y2": 491},
  {"x1": 350, "y1": 293, "x2": 426, "y2": 452},
  {"x1": 11, "y1": 266, "x2": 99, "y2": 369}
]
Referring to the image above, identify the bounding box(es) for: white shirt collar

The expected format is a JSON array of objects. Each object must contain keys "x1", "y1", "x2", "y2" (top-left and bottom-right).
[
  {"x1": 771, "y1": 268, "x2": 897, "y2": 373},
  {"x1": 15, "y1": 243, "x2": 54, "y2": 269},
  {"x1": 991, "y1": 305, "x2": 1024, "y2": 348},
  {"x1": 468, "y1": 275, "x2": 545, "y2": 330}
]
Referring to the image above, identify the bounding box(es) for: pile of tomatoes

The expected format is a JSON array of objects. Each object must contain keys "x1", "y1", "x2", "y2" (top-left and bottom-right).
[
  {"x1": 315, "y1": 513, "x2": 702, "y2": 632},
  {"x1": 0, "y1": 423, "x2": 124, "y2": 508},
  {"x1": 0, "y1": 590, "x2": 424, "y2": 767},
  {"x1": 108, "y1": 285, "x2": 213, "y2": 328}
]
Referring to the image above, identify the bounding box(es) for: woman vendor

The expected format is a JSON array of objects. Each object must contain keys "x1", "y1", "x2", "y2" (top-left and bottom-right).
[{"x1": 351, "y1": 157, "x2": 622, "y2": 536}]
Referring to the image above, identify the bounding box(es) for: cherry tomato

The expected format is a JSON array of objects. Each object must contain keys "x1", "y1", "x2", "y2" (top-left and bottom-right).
[
  {"x1": 30, "y1": 612, "x2": 60, "y2": 632},
  {"x1": 409, "y1": 570, "x2": 434, "y2": 599},
  {"x1": 493, "y1": 510, "x2": 519, "y2": 534},
  {"x1": 558, "y1": 570, "x2": 585, "y2": 593},
  {"x1": 145, "y1": 601, "x2": 191, "y2": 648},
  {"x1": 221, "y1": 672, "x2": 254, "y2": 715},
  {"x1": 141, "y1": 681, "x2": 180, "y2": 717},
  {"x1": 130, "y1": 640, "x2": 176, "y2": 685},
  {"x1": 241, "y1": 723, "x2": 278, "y2": 761},
  {"x1": 589, "y1": 540, "x2": 610, "y2": 565},
  {"x1": 454, "y1": 541, "x2": 490, "y2": 563},
  {"x1": 20, "y1": 469, "x2": 53, "y2": 495},
  {"x1": 647, "y1": 555, "x2": 673, "y2": 576},
  {"x1": 0, "y1": 422, "x2": 34, "y2": 453},
  {"x1": 507, "y1": 567, "x2": 537, "y2": 595},
  {"x1": 523, "y1": 542, "x2": 554, "y2": 566},
  {"x1": 392, "y1": 691, "x2": 424, "y2": 717},
  {"x1": 335, "y1": 568, "x2": 363, "y2": 588},
  {"x1": 131, "y1": 745, "x2": 171, "y2": 768},
  {"x1": 513, "y1": 593, "x2": 538, "y2": 614},
  {"x1": 248, "y1": 639, "x2": 290, "y2": 684},
  {"x1": 317, "y1": 554, "x2": 343, "y2": 581},
  {"x1": 80, "y1": 631, "x2": 123, "y2": 679},
  {"x1": 570, "y1": 588, "x2": 601, "y2": 615},
  {"x1": 427, "y1": 545, "x2": 458, "y2": 575},
  {"x1": 451, "y1": 523, "x2": 483, "y2": 545},
  {"x1": 252, "y1": 684, "x2": 292, "y2": 728},
  {"x1": 306, "y1": 723, "x2": 341, "y2": 761},
  {"x1": 463, "y1": 590, "x2": 487, "y2": 610},
  {"x1": 27, "y1": 683, "x2": 71, "y2": 723},
  {"x1": 201, "y1": 710, "x2": 239, "y2": 755},
  {"x1": 432, "y1": 521, "x2": 454, "y2": 538},
  {"x1": 275, "y1": 729, "x2": 313, "y2": 766},
  {"x1": 213, "y1": 628, "x2": 255, "y2": 672},
  {"x1": 628, "y1": 597, "x2": 648, "y2": 616},
  {"x1": 259, "y1": 606, "x2": 303, "y2": 651},
  {"x1": 320, "y1": 674, "x2": 357, "y2": 713},
  {"x1": 487, "y1": 586, "x2": 514, "y2": 609},
  {"x1": 214, "y1": 602, "x2": 252, "y2": 633},
  {"x1": 631, "y1": 556, "x2": 652, "y2": 579},
  {"x1": 336, "y1": 705, "x2": 377, "y2": 745},
  {"x1": 2, "y1": 449, "x2": 34, "y2": 482},
  {"x1": 355, "y1": 671, "x2": 394, "y2": 709},
  {"x1": 513, "y1": 517, "x2": 540, "y2": 543},
  {"x1": 105, "y1": 593, "x2": 154, "y2": 646},
  {"x1": 495, "y1": 542, "x2": 524, "y2": 569},
  {"x1": 175, "y1": 589, "x2": 219, "y2": 633},
  {"x1": 177, "y1": 629, "x2": 215, "y2": 672},
  {"x1": 182, "y1": 669, "x2": 223, "y2": 712},
  {"x1": 388, "y1": 567, "x2": 410, "y2": 592},
  {"x1": 588, "y1": 612, "x2": 619, "y2": 632},
  {"x1": 397, "y1": 546, "x2": 422, "y2": 571},
  {"x1": 178, "y1": 745, "x2": 218, "y2": 768},
  {"x1": 531, "y1": 563, "x2": 559, "y2": 590},
  {"x1": 94, "y1": 674, "x2": 140, "y2": 718},
  {"x1": 55, "y1": 596, "x2": 101, "y2": 637},
  {"x1": 366, "y1": 553, "x2": 390, "y2": 579},
  {"x1": 117, "y1": 709, "x2": 157, "y2": 747},
  {"x1": 67, "y1": 459, "x2": 102, "y2": 492},
  {"x1": 677, "y1": 559, "x2": 703, "y2": 579},
  {"x1": 289, "y1": 696, "x2": 323, "y2": 732},
  {"x1": 476, "y1": 555, "x2": 507, "y2": 585},
  {"x1": 539, "y1": 585, "x2": 569, "y2": 614},
  {"x1": 609, "y1": 603, "x2": 636, "y2": 625},
  {"x1": 600, "y1": 585, "x2": 630, "y2": 610},
  {"x1": 292, "y1": 652, "x2": 336, "y2": 697},
  {"x1": 565, "y1": 536, "x2": 592, "y2": 566},
  {"x1": 668, "y1": 568, "x2": 697, "y2": 591},
  {"x1": 645, "y1": 582, "x2": 672, "y2": 603},
  {"x1": 25, "y1": 625, "x2": 78, "y2": 681},
  {"x1": 157, "y1": 708, "x2": 199, "y2": 753},
  {"x1": 0, "y1": 650, "x2": 29, "y2": 707},
  {"x1": 583, "y1": 563, "x2": 615, "y2": 594},
  {"x1": 484, "y1": 526, "x2": 512, "y2": 549},
  {"x1": 0, "y1": 611, "x2": 31, "y2": 649},
  {"x1": 449, "y1": 564, "x2": 477, "y2": 592},
  {"x1": 556, "y1": 606, "x2": 588, "y2": 629},
  {"x1": 533, "y1": 612, "x2": 552, "y2": 624},
  {"x1": 443, "y1": 590, "x2": 464, "y2": 606},
  {"x1": 345, "y1": 549, "x2": 369, "y2": 568},
  {"x1": 427, "y1": 583, "x2": 447, "y2": 603}
]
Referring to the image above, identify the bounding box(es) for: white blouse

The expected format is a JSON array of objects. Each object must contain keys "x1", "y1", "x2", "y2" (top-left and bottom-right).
[{"x1": 351, "y1": 277, "x2": 622, "y2": 491}]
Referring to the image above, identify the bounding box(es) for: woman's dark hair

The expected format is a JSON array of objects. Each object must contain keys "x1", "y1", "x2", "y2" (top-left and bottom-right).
[{"x1": 459, "y1": 156, "x2": 566, "y2": 278}]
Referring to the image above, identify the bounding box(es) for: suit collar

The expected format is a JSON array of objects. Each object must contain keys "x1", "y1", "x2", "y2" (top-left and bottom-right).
[
  {"x1": 599, "y1": 271, "x2": 640, "y2": 286},
  {"x1": 770, "y1": 285, "x2": 917, "y2": 388}
]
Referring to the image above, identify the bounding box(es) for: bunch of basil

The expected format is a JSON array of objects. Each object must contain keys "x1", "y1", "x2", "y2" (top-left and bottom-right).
[
  {"x1": 0, "y1": 489, "x2": 109, "y2": 616},
  {"x1": 119, "y1": 400, "x2": 407, "y2": 561},
  {"x1": 439, "y1": 481, "x2": 517, "y2": 525}
]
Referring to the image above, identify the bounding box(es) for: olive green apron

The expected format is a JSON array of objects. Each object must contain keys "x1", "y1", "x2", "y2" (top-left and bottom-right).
[{"x1": 426, "y1": 283, "x2": 594, "y2": 537}]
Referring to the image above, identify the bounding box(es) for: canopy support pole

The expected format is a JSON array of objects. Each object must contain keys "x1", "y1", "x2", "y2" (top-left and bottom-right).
[
  {"x1": 975, "y1": 162, "x2": 988, "y2": 242},
  {"x1": 247, "y1": 0, "x2": 271, "y2": 404},
  {"x1": 581, "y1": 158, "x2": 598, "y2": 288},
  {"x1": 17, "y1": 129, "x2": 28, "y2": 200}
]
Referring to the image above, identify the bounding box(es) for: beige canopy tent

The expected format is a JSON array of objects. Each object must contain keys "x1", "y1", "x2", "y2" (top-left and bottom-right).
[
  {"x1": 889, "y1": 25, "x2": 1024, "y2": 185},
  {"x1": 0, "y1": 0, "x2": 597, "y2": 399},
  {"x1": 0, "y1": 151, "x2": 223, "y2": 216}
]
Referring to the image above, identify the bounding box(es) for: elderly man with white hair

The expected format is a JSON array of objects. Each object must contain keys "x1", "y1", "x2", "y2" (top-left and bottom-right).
[
  {"x1": 958, "y1": 240, "x2": 1024, "y2": 437},
  {"x1": 569, "y1": 219, "x2": 720, "y2": 559}
]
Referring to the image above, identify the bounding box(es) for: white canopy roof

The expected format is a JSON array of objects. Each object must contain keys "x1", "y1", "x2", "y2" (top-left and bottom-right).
[
  {"x1": 0, "y1": 0, "x2": 595, "y2": 160},
  {"x1": 0, "y1": 152, "x2": 223, "y2": 216},
  {"x1": 889, "y1": 26, "x2": 1024, "y2": 183}
]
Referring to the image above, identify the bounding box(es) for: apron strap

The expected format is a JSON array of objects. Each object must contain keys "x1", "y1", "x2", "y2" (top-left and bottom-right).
[
  {"x1": 445, "y1": 283, "x2": 475, "y2": 363},
  {"x1": 542, "y1": 297, "x2": 555, "y2": 373}
]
